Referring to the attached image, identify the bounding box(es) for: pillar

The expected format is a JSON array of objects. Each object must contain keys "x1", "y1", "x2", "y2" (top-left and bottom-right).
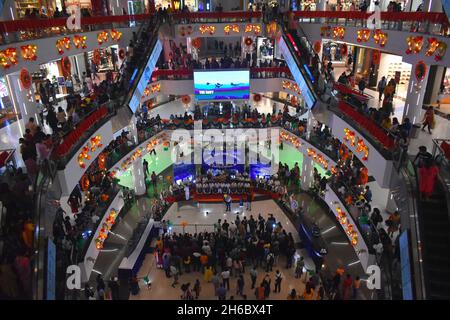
[
  {"x1": 402, "y1": 64, "x2": 430, "y2": 126},
  {"x1": 301, "y1": 156, "x2": 315, "y2": 190},
  {"x1": 423, "y1": 65, "x2": 445, "y2": 106},
  {"x1": 305, "y1": 110, "x2": 314, "y2": 140},
  {"x1": 6, "y1": 71, "x2": 39, "y2": 133},
  {"x1": 423, "y1": 0, "x2": 443, "y2": 12},
  {"x1": 317, "y1": 0, "x2": 326, "y2": 23},
  {"x1": 132, "y1": 159, "x2": 147, "y2": 196},
  {"x1": 128, "y1": 115, "x2": 139, "y2": 145}
]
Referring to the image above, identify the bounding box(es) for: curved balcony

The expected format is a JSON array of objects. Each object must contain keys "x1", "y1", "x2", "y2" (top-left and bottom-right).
[{"x1": 0, "y1": 14, "x2": 149, "y2": 45}]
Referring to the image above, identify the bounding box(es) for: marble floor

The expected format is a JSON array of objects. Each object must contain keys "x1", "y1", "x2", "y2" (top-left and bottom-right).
[{"x1": 129, "y1": 200, "x2": 319, "y2": 301}]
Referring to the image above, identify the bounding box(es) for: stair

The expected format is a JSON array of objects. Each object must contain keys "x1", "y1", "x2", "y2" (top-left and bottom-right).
[{"x1": 419, "y1": 181, "x2": 450, "y2": 300}]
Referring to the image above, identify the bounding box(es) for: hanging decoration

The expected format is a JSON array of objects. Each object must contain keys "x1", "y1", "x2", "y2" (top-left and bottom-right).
[
  {"x1": 73, "y1": 35, "x2": 87, "y2": 49},
  {"x1": 344, "y1": 128, "x2": 356, "y2": 146},
  {"x1": 20, "y1": 45, "x2": 37, "y2": 61},
  {"x1": 320, "y1": 26, "x2": 331, "y2": 37},
  {"x1": 244, "y1": 24, "x2": 261, "y2": 35},
  {"x1": 224, "y1": 24, "x2": 240, "y2": 35},
  {"x1": 81, "y1": 174, "x2": 90, "y2": 191},
  {"x1": 181, "y1": 95, "x2": 191, "y2": 105},
  {"x1": 97, "y1": 31, "x2": 109, "y2": 45},
  {"x1": 434, "y1": 42, "x2": 447, "y2": 61},
  {"x1": 356, "y1": 29, "x2": 370, "y2": 42},
  {"x1": 415, "y1": 61, "x2": 427, "y2": 82},
  {"x1": 372, "y1": 50, "x2": 381, "y2": 65},
  {"x1": 373, "y1": 29, "x2": 388, "y2": 47},
  {"x1": 93, "y1": 49, "x2": 101, "y2": 65},
  {"x1": 77, "y1": 135, "x2": 103, "y2": 168},
  {"x1": 313, "y1": 41, "x2": 321, "y2": 54},
  {"x1": 56, "y1": 37, "x2": 71, "y2": 55},
  {"x1": 340, "y1": 43, "x2": 348, "y2": 56},
  {"x1": 191, "y1": 38, "x2": 202, "y2": 49},
  {"x1": 179, "y1": 25, "x2": 193, "y2": 37},
  {"x1": 118, "y1": 48, "x2": 126, "y2": 60},
  {"x1": 290, "y1": 96, "x2": 297, "y2": 106},
  {"x1": 425, "y1": 38, "x2": 440, "y2": 57},
  {"x1": 266, "y1": 21, "x2": 278, "y2": 37},
  {"x1": 244, "y1": 37, "x2": 253, "y2": 47},
  {"x1": 146, "y1": 139, "x2": 158, "y2": 153},
  {"x1": 61, "y1": 57, "x2": 71, "y2": 76},
  {"x1": 98, "y1": 153, "x2": 106, "y2": 171},
  {"x1": 253, "y1": 93, "x2": 262, "y2": 103},
  {"x1": 199, "y1": 25, "x2": 216, "y2": 35},
  {"x1": 405, "y1": 36, "x2": 424, "y2": 54},
  {"x1": 110, "y1": 29, "x2": 122, "y2": 41},
  {"x1": 151, "y1": 83, "x2": 161, "y2": 94},
  {"x1": 95, "y1": 209, "x2": 119, "y2": 250},
  {"x1": 332, "y1": 27, "x2": 345, "y2": 40},
  {"x1": 356, "y1": 138, "x2": 369, "y2": 161},
  {"x1": 0, "y1": 48, "x2": 18, "y2": 69},
  {"x1": 282, "y1": 80, "x2": 301, "y2": 96},
  {"x1": 19, "y1": 68, "x2": 32, "y2": 90},
  {"x1": 306, "y1": 148, "x2": 330, "y2": 169}
]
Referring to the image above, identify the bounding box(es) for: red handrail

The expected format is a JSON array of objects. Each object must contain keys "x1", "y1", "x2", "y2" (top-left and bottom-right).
[
  {"x1": 54, "y1": 106, "x2": 109, "y2": 157},
  {"x1": 333, "y1": 82, "x2": 371, "y2": 101},
  {"x1": 171, "y1": 11, "x2": 262, "y2": 19},
  {"x1": 291, "y1": 10, "x2": 448, "y2": 24},
  {"x1": 338, "y1": 101, "x2": 394, "y2": 150},
  {"x1": 0, "y1": 14, "x2": 151, "y2": 33},
  {"x1": 150, "y1": 67, "x2": 291, "y2": 77}
]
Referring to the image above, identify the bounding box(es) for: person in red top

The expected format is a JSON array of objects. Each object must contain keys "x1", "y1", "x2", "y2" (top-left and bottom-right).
[
  {"x1": 419, "y1": 159, "x2": 439, "y2": 200},
  {"x1": 342, "y1": 274, "x2": 353, "y2": 300},
  {"x1": 421, "y1": 106, "x2": 434, "y2": 134}
]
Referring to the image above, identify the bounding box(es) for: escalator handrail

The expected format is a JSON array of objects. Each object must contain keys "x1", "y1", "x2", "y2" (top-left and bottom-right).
[{"x1": 399, "y1": 160, "x2": 426, "y2": 299}]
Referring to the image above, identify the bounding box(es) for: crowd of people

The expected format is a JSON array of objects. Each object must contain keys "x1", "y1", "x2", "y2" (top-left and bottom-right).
[{"x1": 147, "y1": 213, "x2": 324, "y2": 300}]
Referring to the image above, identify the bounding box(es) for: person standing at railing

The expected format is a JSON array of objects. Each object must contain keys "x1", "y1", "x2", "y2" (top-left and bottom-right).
[{"x1": 377, "y1": 76, "x2": 387, "y2": 102}]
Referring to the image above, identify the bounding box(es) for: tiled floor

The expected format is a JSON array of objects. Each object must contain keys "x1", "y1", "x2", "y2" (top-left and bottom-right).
[{"x1": 129, "y1": 200, "x2": 318, "y2": 301}]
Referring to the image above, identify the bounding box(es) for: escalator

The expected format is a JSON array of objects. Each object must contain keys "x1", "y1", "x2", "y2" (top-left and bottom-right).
[{"x1": 418, "y1": 177, "x2": 450, "y2": 299}]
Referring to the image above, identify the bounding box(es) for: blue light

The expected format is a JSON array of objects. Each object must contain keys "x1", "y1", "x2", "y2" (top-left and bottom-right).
[{"x1": 303, "y1": 64, "x2": 315, "y2": 83}]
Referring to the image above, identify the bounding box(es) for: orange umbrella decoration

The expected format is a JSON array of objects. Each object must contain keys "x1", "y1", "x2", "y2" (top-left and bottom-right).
[
  {"x1": 192, "y1": 38, "x2": 202, "y2": 49},
  {"x1": 253, "y1": 93, "x2": 262, "y2": 103},
  {"x1": 19, "y1": 68, "x2": 32, "y2": 90},
  {"x1": 181, "y1": 95, "x2": 191, "y2": 105}
]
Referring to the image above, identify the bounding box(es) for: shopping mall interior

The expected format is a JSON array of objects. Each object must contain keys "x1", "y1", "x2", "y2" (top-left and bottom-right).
[{"x1": 0, "y1": 0, "x2": 449, "y2": 301}]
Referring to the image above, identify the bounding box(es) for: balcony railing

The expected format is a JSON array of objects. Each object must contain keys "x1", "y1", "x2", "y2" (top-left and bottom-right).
[
  {"x1": 0, "y1": 14, "x2": 150, "y2": 44},
  {"x1": 148, "y1": 66, "x2": 292, "y2": 81},
  {"x1": 292, "y1": 11, "x2": 449, "y2": 36}
]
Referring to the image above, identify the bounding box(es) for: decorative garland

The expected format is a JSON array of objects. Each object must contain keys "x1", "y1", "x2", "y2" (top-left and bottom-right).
[{"x1": 20, "y1": 45, "x2": 37, "y2": 61}]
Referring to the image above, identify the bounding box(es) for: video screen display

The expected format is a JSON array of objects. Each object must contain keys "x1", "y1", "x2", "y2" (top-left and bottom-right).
[
  {"x1": 128, "y1": 39, "x2": 163, "y2": 113},
  {"x1": 194, "y1": 70, "x2": 250, "y2": 101}
]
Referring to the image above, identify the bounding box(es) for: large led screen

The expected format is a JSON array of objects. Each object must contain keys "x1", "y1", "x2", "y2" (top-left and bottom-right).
[{"x1": 194, "y1": 70, "x2": 250, "y2": 101}]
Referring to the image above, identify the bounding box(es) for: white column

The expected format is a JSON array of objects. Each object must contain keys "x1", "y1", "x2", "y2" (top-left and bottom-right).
[
  {"x1": 306, "y1": 110, "x2": 314, "y2": 140},
  {"x1": 132, "y1": 159, "x2": 147, "y2": 196},
  {"x1": 6, "y1": 71, "x2": 39, "y2": 132},
  {"x1": 301, "y1": 156, "x2": 315, "y2": 190},
  {"x1": 402, "y1": 64, "x2": 430, "y2": 126},
  {"x1": 423, "y1": 0, "x2": 443, "y2": 12},
  {"x1": 128, "y1": 115, "x2": 139, "y2": 145},
  {"x1": 109, "y1": 0, "x2": 128, "y2": 15}
]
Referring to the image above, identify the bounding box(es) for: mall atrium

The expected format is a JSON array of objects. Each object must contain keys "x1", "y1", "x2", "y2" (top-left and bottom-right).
[{"x1": 0, "y1": 0, "x2": 449, "y2": 301}]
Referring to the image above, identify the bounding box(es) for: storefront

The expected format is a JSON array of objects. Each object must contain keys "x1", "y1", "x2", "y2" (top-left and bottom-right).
[
  {"x1": 0, "y1": 77, "x2": 17, "y2": 128},
  {"x1": 326, "y1": 0, "x2": 354, "y2": 11},
  {"x1": 155, "y1": 0, "x2": 183, "y2": 10},
  {"x1": 376, "y1": 53, "x2": 411, "y2": 101},
  {"x1": 257, "y1": 37, "x2": 275, "y2": 62}
]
